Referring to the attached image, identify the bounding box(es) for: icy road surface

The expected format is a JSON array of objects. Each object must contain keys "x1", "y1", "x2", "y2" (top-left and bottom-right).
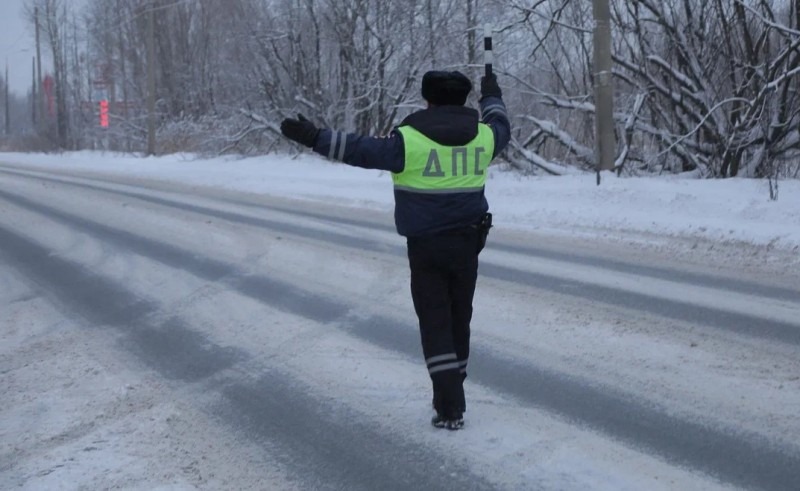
[{"x1": 1, "y1": 163, "x2": 799, "y2": 490}]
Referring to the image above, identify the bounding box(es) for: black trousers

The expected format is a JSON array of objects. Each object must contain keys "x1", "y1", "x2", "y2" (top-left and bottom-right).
[{"x1": 407, "y1": 228, "x2": 480, "y2": 418}]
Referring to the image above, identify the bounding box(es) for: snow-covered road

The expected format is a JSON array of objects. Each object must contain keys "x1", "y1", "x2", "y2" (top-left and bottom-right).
[{"x1": 1, "y1": 161, "x2": 799, "y2": 490}]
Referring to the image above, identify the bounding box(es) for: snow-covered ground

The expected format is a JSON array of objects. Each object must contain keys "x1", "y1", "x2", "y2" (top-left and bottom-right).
[
  {"x1": 1, "y1": 151, "x2": 799, "y2": 490},
  {"x1": 2, "y1": 150, "x2": 799, "y2": 256}
]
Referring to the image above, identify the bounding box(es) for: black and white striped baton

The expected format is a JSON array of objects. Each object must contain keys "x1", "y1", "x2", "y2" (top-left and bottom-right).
[{"x1": 483, "y1": 24, "x2": 493, "y2": 77}]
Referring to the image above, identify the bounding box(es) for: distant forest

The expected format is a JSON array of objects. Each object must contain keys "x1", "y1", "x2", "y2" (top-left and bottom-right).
[{"x1": 1, "y1": 0, "x2": 799, "y2": 179}]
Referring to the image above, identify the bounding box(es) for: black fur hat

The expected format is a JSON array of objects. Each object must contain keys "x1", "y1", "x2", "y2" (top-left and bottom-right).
[{"x1": 421, "y1": 70, "x2": 472, "y2": 106}]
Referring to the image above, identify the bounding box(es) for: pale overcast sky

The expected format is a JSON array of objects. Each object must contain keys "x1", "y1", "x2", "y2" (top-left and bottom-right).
[
  {"x1": 0, "y1": 0, "x2": 36, "y2": 95},
  {"x1": 1, "y1": 0, "x2": 87, "y2": 95}
]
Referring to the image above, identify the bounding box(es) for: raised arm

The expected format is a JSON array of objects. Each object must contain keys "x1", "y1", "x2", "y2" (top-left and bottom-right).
[{"x1": 478, "y1": 74, "x2": 511, "y2": 158}]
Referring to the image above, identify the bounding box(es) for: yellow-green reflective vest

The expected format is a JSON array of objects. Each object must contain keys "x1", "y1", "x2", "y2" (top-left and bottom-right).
[{"x1": 393, "y1": 124, "x2": 495, "y2": 193}]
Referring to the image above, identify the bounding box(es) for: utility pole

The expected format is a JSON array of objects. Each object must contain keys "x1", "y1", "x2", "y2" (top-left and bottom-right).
[
  {"x1": 592, "y1": 0, "x2": 615, "y2": 184},
  {"x1": 34, "y1": 6, "x2": 43, "y2": 128},
  {"x1": 31, "y1": 57, "x2": 36, "y2": 127},
  {"x1": 5, "y1": 60, "x2": 10, "y2": 136},
  {"x1": 146, "y1": 0, "x2": 156, "y2": 155}
]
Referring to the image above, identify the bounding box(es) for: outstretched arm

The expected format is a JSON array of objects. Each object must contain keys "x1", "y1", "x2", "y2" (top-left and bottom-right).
[
  {"x1": 313, "y1": 129, "x2": 404, "y2": 173},
  {"x1": 280, "y1": 114, "x2": 404, "y2": 173}
]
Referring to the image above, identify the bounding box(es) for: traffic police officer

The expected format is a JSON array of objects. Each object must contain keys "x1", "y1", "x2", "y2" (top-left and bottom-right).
[{"x1": 280, "y1": 70, "x2": 510, "y2": 430}]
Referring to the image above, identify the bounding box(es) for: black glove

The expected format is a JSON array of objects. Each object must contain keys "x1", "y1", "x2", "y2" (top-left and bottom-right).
[
  {"x1": 280, "y1": 113, "x2": 319, "y2": 148},
  {"x1": 480, "y1": 74, "x2": 502, "y2": 100}
]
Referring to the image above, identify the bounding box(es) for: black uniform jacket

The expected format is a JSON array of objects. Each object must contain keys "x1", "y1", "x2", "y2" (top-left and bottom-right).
[{"x1": 311, "y1": 95, "x2": 510, "y2": 237}]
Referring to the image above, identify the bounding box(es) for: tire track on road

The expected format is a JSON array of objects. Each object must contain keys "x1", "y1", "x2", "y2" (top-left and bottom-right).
[
  {"x1": 2, "y1": 180, "x2": 799, "y2": 490},
  {"x1": 0, "y1": 221, "x2": 492, "y2": 491},
  {"x1": 2, "y1": 169, "x2": 798, "y2": 347},
  {"x1": 2, "y1": 164, "x2": 797, "y2": 302}
]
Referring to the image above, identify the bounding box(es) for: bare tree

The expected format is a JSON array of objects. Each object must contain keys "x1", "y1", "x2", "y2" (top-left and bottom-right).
[
  {"x1": 26, "y1": 0, "x2": 70, "y2": 148},
  {"x1": 611, "y1": 0, "x2": 800, "y2": 177},
  {"x1": 15, "y1": 0, "x2": 799, "y2": 182}
]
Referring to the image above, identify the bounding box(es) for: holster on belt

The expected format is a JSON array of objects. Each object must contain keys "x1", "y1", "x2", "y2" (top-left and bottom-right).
[{"x1": 476, "y1": 212, "x2": 492, "y2": 254}]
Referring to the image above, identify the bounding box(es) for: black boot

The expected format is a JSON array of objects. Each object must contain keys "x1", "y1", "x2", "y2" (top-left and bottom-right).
[{"x1": 431, "y1": 411, "x2": 464, "y2": 430}]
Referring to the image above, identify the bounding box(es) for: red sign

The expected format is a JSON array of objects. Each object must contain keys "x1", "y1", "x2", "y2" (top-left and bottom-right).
[{"x1": 99, "y1": 100, "x2": 109, "y2": 128}]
